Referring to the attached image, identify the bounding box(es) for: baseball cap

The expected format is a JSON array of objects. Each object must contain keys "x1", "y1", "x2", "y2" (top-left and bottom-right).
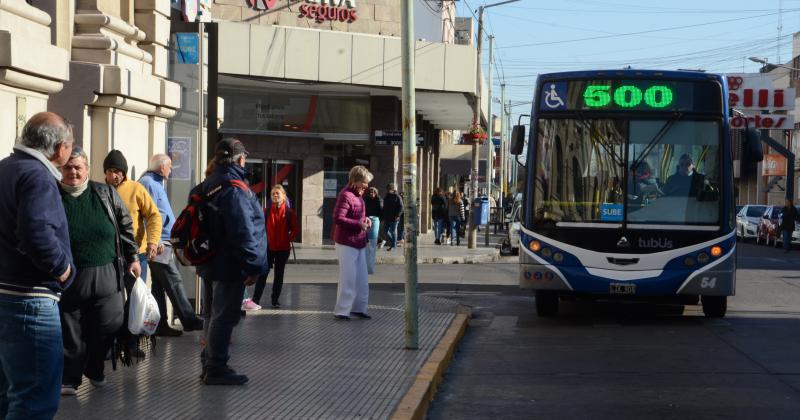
[{"x1": 215, "y1": 138, "x2": 248, "y2": 158}]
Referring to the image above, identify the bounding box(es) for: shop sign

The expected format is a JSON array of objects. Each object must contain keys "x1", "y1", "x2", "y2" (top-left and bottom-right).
[
  {"x1": 300, "y1": 0, "x2": 358, "y2": 23},
  {"x1": 729, "y1": 114, "x2": 794, "y2": 130},
  {"x1": 762, "y1": 154, "x2": 787, "y2": 176},
  {"x1": 175, "y1": 33, "x2": 199, "y2": 64},
  {"x1": 375, "y1": 130, "x2": 423, "y2": 146},
  {"x1": 726, "y1": 73, "x2": 795, "y2": 111}
]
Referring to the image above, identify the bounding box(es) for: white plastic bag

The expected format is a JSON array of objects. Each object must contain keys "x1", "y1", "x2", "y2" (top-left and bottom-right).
[{"x1": 128, "y1": 277, "x2": 161, "y2": 336}]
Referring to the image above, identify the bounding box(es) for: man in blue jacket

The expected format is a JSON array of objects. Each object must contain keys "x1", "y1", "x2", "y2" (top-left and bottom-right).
[
  {"x1": 198, "y1": 138, "x2": 267, "y2": 385},
  {"x1": 140, "y1": 154, "x2": 204, "y2": 336},
  {"x1": 0, "y1": 112, "x2": 76, "y2": 419}
]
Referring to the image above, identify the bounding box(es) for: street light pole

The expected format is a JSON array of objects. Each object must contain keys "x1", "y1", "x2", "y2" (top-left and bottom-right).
[
  {"x1": 468, "y1": 0, "x2": 519, "y2": 250},
  {"x1": 484, "y1": 35, "x2": 493, "y2": 247},
  {"x1": 499, "y1": 82, "x2": 506, "y2": 213},
  {"x1": 400, "y1": 0, "x2": 418, "y2": 350}
]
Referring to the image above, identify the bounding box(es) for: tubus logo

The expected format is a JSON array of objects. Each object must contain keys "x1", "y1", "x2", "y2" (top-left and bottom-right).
[
  {"x1": 616, "y1": 236, "x2": 630, "y2": 248},
  {"x1": 638, "y1": 238, "x2": 673, "y2": 249}
]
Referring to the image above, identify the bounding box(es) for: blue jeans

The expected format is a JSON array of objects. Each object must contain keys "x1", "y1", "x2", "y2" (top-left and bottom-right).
[
  {"x1": 783, "y1": 230, "x2": 793, "y2": 251},
  {"x1": 384, "y1": 220, "x2": 399, "y2": 248},
  {"x1": 450, "y1": 216, "x2": 461, "y2": 245},
  {"x1": 433, "y1": 218, "x2": 446, "y2": 241},
  {"x1": 138, "y1": 253, "x2": 149, "y2": 282},
  {"x1": 200, "y1": 277, "x2": 245, "y2": 373},
  {"x1": 0, "y1": 294, "x2": 63, "y2": 420}
]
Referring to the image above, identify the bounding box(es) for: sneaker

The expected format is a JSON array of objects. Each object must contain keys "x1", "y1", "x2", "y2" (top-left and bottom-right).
[
  {"x1": 350, "y1": 312, "x2": 372, "y2": 320},
  {"x1": 333, "y1": 314, "x2": 351, "y2": 320},
  {"x1": 89, "y1": 377, "x2": 107, "y2": 387},
  {"x1": 241, "y1": 298, "x2": 261, "y2": 311},
  {"x1": 61, "y1": 385, "x2": 77, "y2": 396},
  {"x1": 435, "y1": 239, "x2": 441, "y2": 245},
  {"x1": 386, "y1": 247, "x2": 394, "y2": 252},
  {"x1": 203, "y1": 366, "x2": 249, "y2": 386},
  {"x1": 271, "y1": 301, "x2": 281, "y2": 309}
]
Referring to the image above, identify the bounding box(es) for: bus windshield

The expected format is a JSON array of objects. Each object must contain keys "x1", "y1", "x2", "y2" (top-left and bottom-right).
[{"x1": 532, "y1": 118, "x2": 721, "y2": 227}]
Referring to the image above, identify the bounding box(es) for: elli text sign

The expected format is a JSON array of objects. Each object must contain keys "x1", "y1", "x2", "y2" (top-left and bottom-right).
[{"x1": 726, "y1": 73, "x2": 795, "y2": 111}]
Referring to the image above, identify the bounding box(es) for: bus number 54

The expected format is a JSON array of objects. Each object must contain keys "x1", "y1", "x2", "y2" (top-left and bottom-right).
[{"x1": 700, "y1": 277, "x2": 717, "y2": 289}]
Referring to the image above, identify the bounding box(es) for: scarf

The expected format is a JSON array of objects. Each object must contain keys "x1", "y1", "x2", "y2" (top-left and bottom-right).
[{"x1": 59, "y1": 178, "x2": 90, "y2": 197}]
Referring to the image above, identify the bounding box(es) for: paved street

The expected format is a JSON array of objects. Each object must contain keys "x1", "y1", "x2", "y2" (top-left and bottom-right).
[{"x1": 426, "y1": 242, "x2": 800, "y2": 419}]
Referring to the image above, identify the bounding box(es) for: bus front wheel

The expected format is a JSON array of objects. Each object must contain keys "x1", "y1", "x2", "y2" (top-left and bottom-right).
[
  {"x1": 701, "y1": 295, "x2": 727, "y2": 318},
  {"x1": 535, "y1": 290, "x2": 559, "y2": 317}
]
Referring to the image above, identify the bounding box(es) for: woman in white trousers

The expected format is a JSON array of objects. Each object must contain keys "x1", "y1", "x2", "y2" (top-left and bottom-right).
[{"x1": 332, "y1": 165, "x2": 373, "y2": 320}]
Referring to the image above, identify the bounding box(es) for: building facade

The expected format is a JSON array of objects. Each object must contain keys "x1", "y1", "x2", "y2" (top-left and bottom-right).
[{"x1": 208, "y1": 0, "x2": 478, "y2": 244}]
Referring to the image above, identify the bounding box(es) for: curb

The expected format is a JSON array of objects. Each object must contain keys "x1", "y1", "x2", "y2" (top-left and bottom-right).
[
  {"x1": 288, "y1": 250, "x2": 500, "y2": 265},
  {"x1": 389, "y1": 307, "x2": 471, "y2": 420}
]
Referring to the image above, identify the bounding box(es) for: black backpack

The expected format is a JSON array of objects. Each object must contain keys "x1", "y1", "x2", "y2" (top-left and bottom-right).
[{"x1": 171, "y1": 179, "x2": 249, "y2": 266}]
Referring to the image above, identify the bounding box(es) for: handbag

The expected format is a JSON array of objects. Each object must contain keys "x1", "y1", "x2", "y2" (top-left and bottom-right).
[{"x1": 127, "y1": 276, "x2": 161, "y2": 336}]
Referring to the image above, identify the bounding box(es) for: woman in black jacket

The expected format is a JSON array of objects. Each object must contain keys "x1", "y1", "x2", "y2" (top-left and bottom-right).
[
  {"x1": 58, "y1": 147, "x2": 139, "y2": 395},
  {"x1": 364, "y1": 187, "x2": 382, "y2": 273}
]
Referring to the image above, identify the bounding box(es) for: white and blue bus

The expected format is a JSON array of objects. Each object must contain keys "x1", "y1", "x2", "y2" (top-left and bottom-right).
[{"x1": 514, "y1": 70, "x2": 736, "y2": 317}]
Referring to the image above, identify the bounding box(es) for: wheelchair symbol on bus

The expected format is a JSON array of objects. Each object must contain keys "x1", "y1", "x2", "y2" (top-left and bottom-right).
[{"x1": 541, "y1": 82, "x2": 567, "y2": 110}]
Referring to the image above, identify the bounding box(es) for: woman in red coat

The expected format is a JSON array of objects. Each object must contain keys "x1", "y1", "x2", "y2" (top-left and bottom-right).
[{"x1": 250, "y1": 185, "x2": 299, "y2": 308}]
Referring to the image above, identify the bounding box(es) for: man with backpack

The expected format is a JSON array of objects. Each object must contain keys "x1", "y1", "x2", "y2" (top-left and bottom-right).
[{"x1": 194, "y1": 138, "x2": 267, "y2": 385}]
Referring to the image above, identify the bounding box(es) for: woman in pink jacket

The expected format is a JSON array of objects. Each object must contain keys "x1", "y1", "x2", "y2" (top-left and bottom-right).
[{"x1": 332, "y1": 165, "x2": 373, "y2": 320}]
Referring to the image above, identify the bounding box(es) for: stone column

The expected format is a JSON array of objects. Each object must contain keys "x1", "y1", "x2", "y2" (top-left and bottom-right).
[
  {"x1": 0, "y1": 0, "x2": 69, "y2": 152},
  {"x1": 48, "y1": 0, "x2": 179, "y2": 181}
]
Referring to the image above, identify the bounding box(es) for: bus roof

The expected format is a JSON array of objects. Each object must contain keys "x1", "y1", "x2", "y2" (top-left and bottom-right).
[{"x1": 537, "y1": 69, "x2": 725, "y2": 83}]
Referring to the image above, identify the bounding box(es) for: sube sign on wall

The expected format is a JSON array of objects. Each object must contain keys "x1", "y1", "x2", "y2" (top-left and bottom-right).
[{"x1": 246, "y1": 0, "x2": 358, "y2": 23}]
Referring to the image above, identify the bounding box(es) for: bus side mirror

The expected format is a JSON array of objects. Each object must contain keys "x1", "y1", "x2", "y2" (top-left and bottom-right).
[
  {"x1": 744, "y1": 127, "x2": 764, "y2": 163},
  {"x1": 510, "y1": 125, "x2": 525, "y2": 155}
]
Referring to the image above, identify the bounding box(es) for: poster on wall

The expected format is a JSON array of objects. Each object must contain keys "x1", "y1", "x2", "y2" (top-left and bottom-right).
[
  {"x1": 168, "y1": 137, "x2": 192, "y2": 180},
  {"x1": 324, "y1": 178, "x2": 338, "y2": 198}
]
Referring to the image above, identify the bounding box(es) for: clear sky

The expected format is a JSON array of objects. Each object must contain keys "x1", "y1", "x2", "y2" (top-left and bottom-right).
[{"x1": 455, "y1": 0, "x2": 800, "y2": 126}]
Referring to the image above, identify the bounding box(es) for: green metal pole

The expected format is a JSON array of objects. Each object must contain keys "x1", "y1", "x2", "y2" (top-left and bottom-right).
[{"x1": 401, "y1": 0, "x2": 418, "y2": 350}]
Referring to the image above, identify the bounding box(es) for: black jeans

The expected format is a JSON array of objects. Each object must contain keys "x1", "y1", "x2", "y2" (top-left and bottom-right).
[
  {"x1": 253, "y1": 250, "x2": 290, "y2": 305},
  {"x1": 150, "y1": 256, "x2": 201, "y2": 328},
  {"x1": 59, "y1": 263, "x2": 124, "y2": 386},
  {"x1": 200, "y1": 276, "x2": 245, "y2": 373}
]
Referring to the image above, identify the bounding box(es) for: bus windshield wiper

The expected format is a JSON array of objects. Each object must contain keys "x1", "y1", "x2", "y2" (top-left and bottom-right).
[{"x1": 631, "y1": 112, "x2": 682, "y2": 171}]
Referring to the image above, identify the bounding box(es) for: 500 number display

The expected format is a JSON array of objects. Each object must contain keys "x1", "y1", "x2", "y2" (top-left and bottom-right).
[{"x1": 583, "y1": 85, "x2": 673, "y2": 109}]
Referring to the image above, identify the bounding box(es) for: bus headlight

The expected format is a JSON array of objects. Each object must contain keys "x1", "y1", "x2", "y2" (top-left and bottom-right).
[
  {"x1": 684, "y1": 257, "x2": 695, "y2": 267},
  {"x1": 697, "y1": 253, "x2": 710, "y2": 264},
  {"x1": 541, "y1": 248, "x2": 552, "y2": 258},
  {"x1": 710, "y1": 246, "x2": 723, "y2": 258},
  {"x1": 553, "y1": 252, "x2": 564, "y2": 263},
  {"x1": 530, "y1": 240, "x2": 541, "y2": 252}
]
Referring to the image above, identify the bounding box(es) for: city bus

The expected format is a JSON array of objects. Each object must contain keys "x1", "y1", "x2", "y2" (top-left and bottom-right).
[{"x1": 514, "y1": 70, "x2": 736, "y2": 318}]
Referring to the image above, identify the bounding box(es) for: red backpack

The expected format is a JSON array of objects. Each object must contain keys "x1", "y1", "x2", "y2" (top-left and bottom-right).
[{"x1": 171, "y1": 179, "x2": 249, "y2": 266}]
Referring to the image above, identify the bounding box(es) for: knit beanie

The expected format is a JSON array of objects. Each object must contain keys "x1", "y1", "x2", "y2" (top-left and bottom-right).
[{"x1": 103, "y1": 149, "x2": 128, "y2": 174}]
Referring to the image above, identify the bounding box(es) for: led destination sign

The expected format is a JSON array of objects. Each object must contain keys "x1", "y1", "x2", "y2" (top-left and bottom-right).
[{"x1": 538, "y1": 79, "x2": 722, "y2": 113}]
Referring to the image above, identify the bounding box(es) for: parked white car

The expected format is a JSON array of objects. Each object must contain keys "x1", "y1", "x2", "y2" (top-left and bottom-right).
[{"x1": 736, "y1": 204, "x2": 768, "y2": 241}]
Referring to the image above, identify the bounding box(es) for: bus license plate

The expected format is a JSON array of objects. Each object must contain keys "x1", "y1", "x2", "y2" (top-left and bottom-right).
[{"x1": 610, "y1": 283, "x2": 636, "y2": 295}]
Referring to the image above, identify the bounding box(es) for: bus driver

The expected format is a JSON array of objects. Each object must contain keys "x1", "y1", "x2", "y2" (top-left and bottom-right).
[{"x1": 663, "y1": 153, "x2": 706, "y2": 197}]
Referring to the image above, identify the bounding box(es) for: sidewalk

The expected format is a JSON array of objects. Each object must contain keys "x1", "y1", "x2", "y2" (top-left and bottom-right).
[
  {"x1": 55, "y1": 284, "x2": 469, "y2": 420},
  {"x1": 293, "y1": 230, "x2": 505, "y2": 264}
]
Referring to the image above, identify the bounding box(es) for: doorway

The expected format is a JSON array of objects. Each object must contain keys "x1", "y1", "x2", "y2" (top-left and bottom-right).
[{"x1": 245, "y1": 158, "x2": 304, "y2": 242}]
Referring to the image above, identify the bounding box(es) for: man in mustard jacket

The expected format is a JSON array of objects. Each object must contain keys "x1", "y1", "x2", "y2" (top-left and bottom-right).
[{"x1": 103, "y1": 150, "x2": 162, "y2": 283}]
